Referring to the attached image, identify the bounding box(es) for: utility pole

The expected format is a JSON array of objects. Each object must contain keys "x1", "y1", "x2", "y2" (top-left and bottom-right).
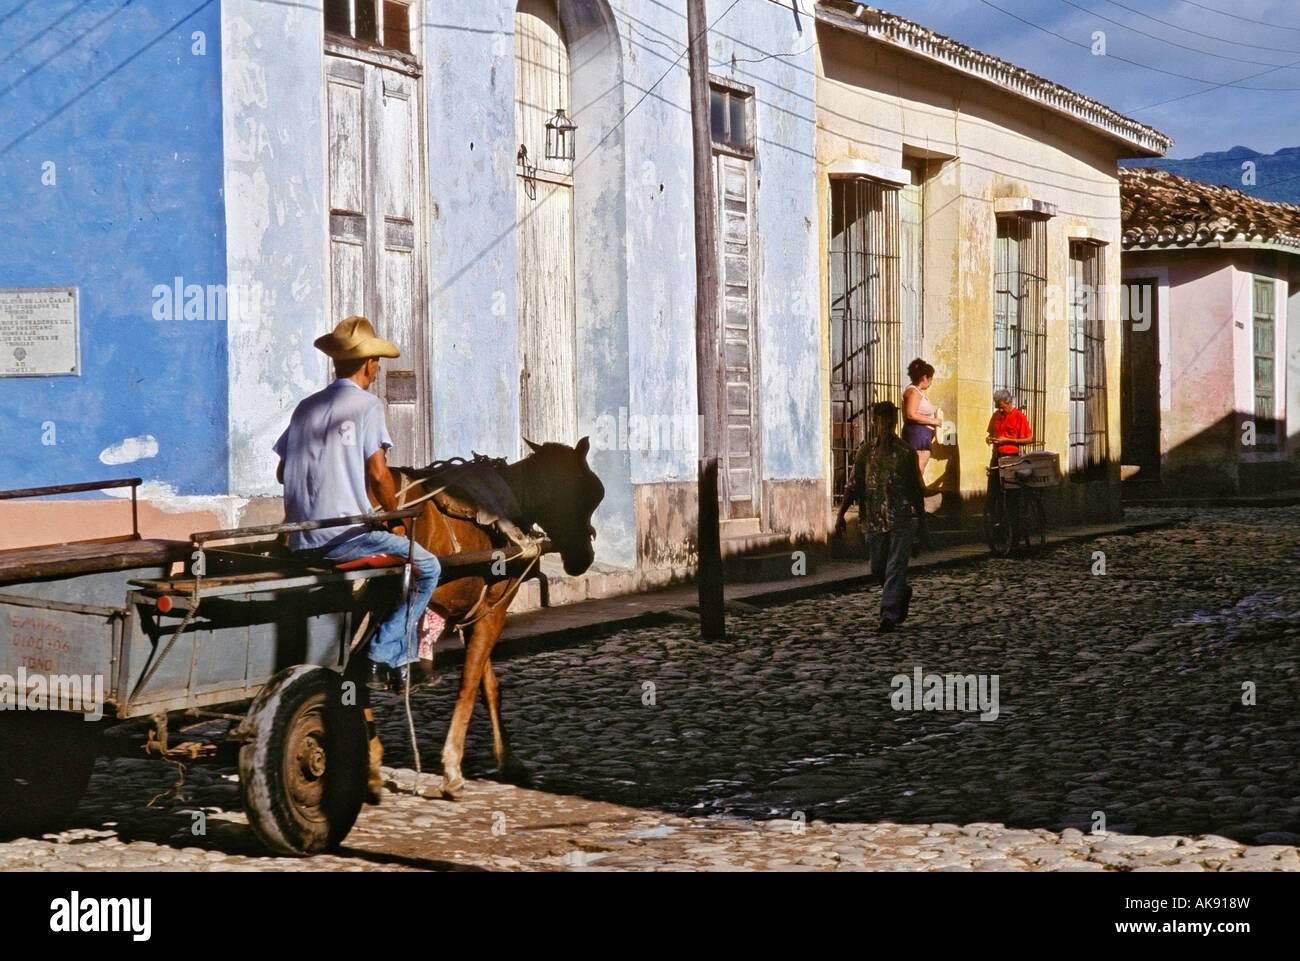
[{"x1": 687, "y1": 0, "x2": 725, "y2": 639}]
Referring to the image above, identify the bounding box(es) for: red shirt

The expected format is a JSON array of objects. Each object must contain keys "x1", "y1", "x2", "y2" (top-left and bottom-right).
[{"x1": 989, "y1": 408, "x2": 1031, "y2": 456}]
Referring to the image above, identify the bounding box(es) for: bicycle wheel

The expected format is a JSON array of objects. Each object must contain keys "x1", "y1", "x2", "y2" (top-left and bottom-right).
[
  {"x1": 985, "y1": 495, "x2": 1013, "y2": 557},
  {"x1": 1021, "y1": 490, "x2": 1046, "y2": 554}
]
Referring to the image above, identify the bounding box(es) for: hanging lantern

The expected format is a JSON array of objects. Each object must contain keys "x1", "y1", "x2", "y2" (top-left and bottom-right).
[{"x1": 545, "y1": 107, "x2": 577, "y2": 162}]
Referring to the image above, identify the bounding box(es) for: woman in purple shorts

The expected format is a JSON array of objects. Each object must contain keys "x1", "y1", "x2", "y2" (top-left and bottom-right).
[
  {"x1": 903, "y1": 359, "x2": 940, "y2": 550},
  {"x1": 902, "y1": 358, "x2": 941, "y2": 474}
]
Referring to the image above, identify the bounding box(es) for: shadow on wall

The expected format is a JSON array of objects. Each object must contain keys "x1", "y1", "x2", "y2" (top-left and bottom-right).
[{"x1": 1122, "y1": 411, "x2": 1295, "y2": 498}]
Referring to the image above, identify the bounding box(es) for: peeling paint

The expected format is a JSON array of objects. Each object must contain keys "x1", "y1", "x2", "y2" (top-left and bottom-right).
[{"x1": 99, "y1": 436, "x2": 159, "y2": 466}]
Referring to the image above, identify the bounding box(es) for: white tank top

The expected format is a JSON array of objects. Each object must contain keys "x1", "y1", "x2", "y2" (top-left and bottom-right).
[{"x1": 904, "y1": 384, "x2": 936, "y2": 422}]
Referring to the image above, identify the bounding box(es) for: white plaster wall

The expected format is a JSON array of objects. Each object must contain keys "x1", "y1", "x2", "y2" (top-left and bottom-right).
[{"x1": 222, "y1": 0, "x2": 329, "y2": 497}]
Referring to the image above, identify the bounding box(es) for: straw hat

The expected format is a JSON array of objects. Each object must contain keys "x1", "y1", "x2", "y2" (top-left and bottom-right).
[{"x1": 313, "y1": 316, "x2": 400, "y2": 360}]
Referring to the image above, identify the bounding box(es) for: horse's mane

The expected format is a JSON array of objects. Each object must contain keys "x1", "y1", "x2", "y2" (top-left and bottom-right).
[{"x1": 401, "y1": 452, "x2": 510, "y2": 482}]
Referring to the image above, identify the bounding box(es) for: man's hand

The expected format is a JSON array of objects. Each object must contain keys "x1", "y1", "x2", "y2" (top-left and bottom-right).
[
  {"x1": 834, "y1": 512, "x2": 848, "y2": 537},
  {"x1": 276, "y1": 459, "x2": 285, "y2": 484}
]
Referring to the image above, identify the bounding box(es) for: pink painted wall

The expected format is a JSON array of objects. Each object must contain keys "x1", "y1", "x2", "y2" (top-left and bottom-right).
[
  {"x1": 1124, "y1": 247, "x2": 1296, "y2": 493},
  {"x1": 1161, "y1": 252, "x2": 1238, "y2": 491},
  {"x1": 0, "y1": 501, "x2": 223, "y2": 552}
]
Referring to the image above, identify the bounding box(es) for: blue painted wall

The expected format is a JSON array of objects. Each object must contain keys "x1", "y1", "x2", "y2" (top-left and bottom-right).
[{"x1": 0, "y1": 0, "x2": 227, "y2": 494}]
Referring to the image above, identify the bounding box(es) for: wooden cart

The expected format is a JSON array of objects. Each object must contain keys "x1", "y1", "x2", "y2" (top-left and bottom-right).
[{"x1": 0, "y1": 478, "x2": 543, "y2": 854}]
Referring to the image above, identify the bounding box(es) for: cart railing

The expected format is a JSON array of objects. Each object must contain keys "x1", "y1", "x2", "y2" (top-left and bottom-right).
[
  {"x1": 188, "y1": 509, "x2": 551, "y2": 580},
  {"x1": 189, "y1": 507, "x2": 425, "y2": 546},
  {"x1": 0, "y1": 477, "x2": 142, "y2": 539}
]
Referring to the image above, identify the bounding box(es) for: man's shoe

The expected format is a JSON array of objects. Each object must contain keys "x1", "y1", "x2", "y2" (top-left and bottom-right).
[
  {"x1": 388, "y1": 663, "x2": 409, "y2": 691},
  {"x1": 365, "y1": 661, "x2": 389, "y2": 692},
  {"x1": 878, "y1": 618, "x2": 896, "y2": 634},
  {"x1": 409, "y1": 662, "x2": 438, "y2": 690},
  {"x1": 389, "y1": 662, "x2": 438, "y2": 692}
]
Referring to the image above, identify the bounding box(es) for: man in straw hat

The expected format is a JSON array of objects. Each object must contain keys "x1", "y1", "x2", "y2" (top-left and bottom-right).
[{"x1": 274, "y1": 316, "x2": 441, "y2": 693}]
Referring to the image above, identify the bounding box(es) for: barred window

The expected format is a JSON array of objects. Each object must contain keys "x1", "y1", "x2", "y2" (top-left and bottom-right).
[
  {"x1": 709, "y1": 83, "x2": 753, "y2": 156},
  {"x1": 829, "y1": 177, "x2": 901, "y2": 499},
  {"x1": 1252, "y1": 277, "x2": 1278, "y2": 452},
  {"x1": 1069, "y1": 241, "x2": 1109, "y2": 473},
  {"x1": 325, "y1": 0, "x2": 412, "y2": 53},
  {"x1": 994, "y1": 215, "x2": 1047, "y2": 452}
]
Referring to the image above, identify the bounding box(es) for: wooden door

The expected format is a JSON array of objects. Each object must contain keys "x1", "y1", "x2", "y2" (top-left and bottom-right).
[
  {"x1": 326, "y1": 55, "x2": 428, "y2": 466},
  {"x1": 716, "y1": 153, "x2": 759, "y2": 520},
  {"x1": 515, "y1": 0, "x2": 577, "y2": 447},
  {"x1": 1121, "y1": 278, "x2": 1160, "y2": 478}
]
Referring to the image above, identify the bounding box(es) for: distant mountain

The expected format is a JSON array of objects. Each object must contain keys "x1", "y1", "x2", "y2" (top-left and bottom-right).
[{"x1": 1121, "y1": 146, "x2": 1300, "y2": 207}]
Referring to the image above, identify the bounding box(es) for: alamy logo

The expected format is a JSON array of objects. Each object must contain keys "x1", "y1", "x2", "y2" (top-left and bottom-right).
[
  {"x1": 50, "y1": 892, "x2": 151, "y2": 941},
  {"x1": 0, "y1": 668, "x2": 103, "y2": 721},
  {"x1": 151, "y1": 276, "x2": 270, "y2": 321},
  {"x1": 890, "y1": 666, "x2": 1000, "y2": 721}
]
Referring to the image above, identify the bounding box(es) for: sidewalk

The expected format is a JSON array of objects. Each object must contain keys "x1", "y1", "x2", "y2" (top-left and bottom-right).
[
  {"x1": 475, "y1": 515, "x2": 1172, "y2": 661},
  {"x1": 1123, "y1": 487, "x2": 1300, "y2": 509}
]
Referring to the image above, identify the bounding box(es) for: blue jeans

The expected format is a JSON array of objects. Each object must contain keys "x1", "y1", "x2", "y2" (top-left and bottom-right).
[
  {"x1": 866, "y1": 529, "x2": 913, "y2": 626},
  {"x1": 317, "y1": 530, "x2": 441, "y2": 668}
]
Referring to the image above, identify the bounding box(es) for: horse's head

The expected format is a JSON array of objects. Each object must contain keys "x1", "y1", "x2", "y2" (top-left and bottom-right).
[{"x1": 518, "y1": 436, "x2": 605, "y2": 576}]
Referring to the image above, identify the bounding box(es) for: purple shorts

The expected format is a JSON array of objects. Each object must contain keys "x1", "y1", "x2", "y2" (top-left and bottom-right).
[{"x1": 903, "y1": 422, "x2": 933, "y2": 451}]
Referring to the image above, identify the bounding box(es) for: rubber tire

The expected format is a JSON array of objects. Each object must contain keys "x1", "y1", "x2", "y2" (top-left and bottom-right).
[
  {"x1": 0, "y1": 714, "x2": 98, "y2": 837},
  {"x1": 239, "y1": 665, "x2": 368, "y2": 856},
  {"x1": 985, "y1": 501, "x2": 1012, "y2": 558},
  {"x1": 1021, "y1": 493, "x2": 1046, "y2": 555}
]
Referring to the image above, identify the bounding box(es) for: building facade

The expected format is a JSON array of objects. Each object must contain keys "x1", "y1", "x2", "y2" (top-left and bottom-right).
[
  {"x1": 1120, "y1": 167, "x2": 1299, "y2": 495},
  {"x1": 1, "y1": 1, "x2": 1179, "y2": 598},
  {"x1": 0, "y1": 0, "x2": 823, "y2": 600},
  {"x1": 813, "y1": 2, "x2": 1169, "y2": 529}
]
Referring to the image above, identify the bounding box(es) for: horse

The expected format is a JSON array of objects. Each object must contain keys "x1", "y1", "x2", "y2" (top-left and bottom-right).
[{"x1": 369, "y1": 437, "x2": 604, "y2": 798}]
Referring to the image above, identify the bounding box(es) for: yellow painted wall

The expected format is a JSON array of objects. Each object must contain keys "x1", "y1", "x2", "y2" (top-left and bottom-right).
[{"x1": 816, "y1": 24, "x2": 1140, "y2": 512}]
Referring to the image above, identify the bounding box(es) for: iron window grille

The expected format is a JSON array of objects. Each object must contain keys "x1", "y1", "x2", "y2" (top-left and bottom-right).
[
  {"x1": 994, "y1": 215, "x2": 1047, "y2": 453},
  {"x1": 1068, "y1": 240, "x2": 1110, "y2": 474},
  {"x1": 1252, "y1": 277, "x2": 1278, "y2": 452},
  {"x1": 830, "y1": 177, "x2": 902, "y2": 500}
]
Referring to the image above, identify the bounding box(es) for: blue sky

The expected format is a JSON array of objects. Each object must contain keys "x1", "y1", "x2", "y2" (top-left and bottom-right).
[{"x1": 868, "y1": 0, "x2": 1299, "y2": 157}]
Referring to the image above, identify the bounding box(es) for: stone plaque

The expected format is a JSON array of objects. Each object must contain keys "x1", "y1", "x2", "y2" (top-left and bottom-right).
[{"x1": 0, "y1": 287, "x2": 79, "y2": 377}]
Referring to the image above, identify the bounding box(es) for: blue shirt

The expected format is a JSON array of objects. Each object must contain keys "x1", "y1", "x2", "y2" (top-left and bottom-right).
[{"x1": 273, "y1": 379, "x2": 393, "y2": 550}]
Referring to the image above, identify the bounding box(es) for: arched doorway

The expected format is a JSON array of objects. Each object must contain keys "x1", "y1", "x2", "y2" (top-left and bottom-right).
[{"x1": 515, "y1": 0, "x2": 577, "y2": 446}]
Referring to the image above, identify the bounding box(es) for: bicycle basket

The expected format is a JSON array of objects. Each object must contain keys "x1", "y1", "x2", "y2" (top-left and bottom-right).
[{"x1": 998, "y1": 451, "x2": 1061, "y2": 488}]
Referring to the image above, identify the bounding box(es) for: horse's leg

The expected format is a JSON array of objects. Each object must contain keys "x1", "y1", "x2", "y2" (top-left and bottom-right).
[
  {"x1": 480, "y1": 655, "x2": 529, "y2": 785},
  {"x1": 440, "y1": 610, "x2": 501, "y2": 798}
]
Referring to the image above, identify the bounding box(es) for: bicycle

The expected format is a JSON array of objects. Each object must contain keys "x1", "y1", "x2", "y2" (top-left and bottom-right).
[{"x1": 983, "y1": 455, "x2": 1050, "y2": 557}]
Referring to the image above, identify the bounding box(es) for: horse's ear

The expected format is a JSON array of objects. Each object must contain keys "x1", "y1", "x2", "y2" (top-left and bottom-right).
[
  {"x1": 575, "y1": 436, "x2": 590, "y2": 458},
  {"x1": 523, "y1": 437, "x2": 542, "y2": 453}
]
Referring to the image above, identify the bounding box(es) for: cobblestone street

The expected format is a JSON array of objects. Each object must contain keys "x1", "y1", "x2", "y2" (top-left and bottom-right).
[{"x1": 2, "y1": 506, "x2": 1298, "y2": 871}]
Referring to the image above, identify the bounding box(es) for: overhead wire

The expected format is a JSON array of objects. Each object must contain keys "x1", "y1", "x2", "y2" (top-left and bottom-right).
[
  {"x1": 976, "y1": 0, "x2": 1300, "y2": 88},
  {"x1": 1173, "y1": 0, "x2": 1300, "y2": 34},
  {"x1": 1090, "y1": 0, "x2": 1300, "y2": 55},
  {"x1": 1055, "y1": 0, "x2": 1298, "y2": 66}
]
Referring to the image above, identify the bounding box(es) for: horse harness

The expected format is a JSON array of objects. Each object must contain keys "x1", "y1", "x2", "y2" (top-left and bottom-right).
[{"x1": 392, "y1": 470, "x2": 545, "y2": 640}]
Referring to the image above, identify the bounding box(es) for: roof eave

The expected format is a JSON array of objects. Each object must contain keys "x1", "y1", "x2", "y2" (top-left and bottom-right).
[
  {"x1": 815, "y1": 2, "x2": 1171, "y2": 158},
  {"x1": 1122, "y1": 240, "x2": 1300, "y2": 254}
]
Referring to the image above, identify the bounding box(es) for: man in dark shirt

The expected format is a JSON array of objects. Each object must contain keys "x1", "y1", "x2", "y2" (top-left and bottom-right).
[{"x1": 835, "y1": 401, "x2": 925, "y2": 633}]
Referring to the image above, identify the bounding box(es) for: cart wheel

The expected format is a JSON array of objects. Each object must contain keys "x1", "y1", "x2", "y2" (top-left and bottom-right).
[
  {"x1": 0, "y1": 714, "x2": 98, "y2": 836},
  {"x1": 239, "y1": 665, "x2": 367, "y2": 855}
]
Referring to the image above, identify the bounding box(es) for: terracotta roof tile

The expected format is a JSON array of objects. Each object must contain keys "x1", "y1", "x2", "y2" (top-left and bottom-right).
[{"x1": 1120, "y1": 167, "x2": 1300, "y2": 250}]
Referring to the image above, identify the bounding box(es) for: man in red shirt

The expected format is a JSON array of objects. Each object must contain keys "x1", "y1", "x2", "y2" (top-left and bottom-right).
[{"x1": 986, "y1": 389, "x2": 1032, "y2": 463}]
